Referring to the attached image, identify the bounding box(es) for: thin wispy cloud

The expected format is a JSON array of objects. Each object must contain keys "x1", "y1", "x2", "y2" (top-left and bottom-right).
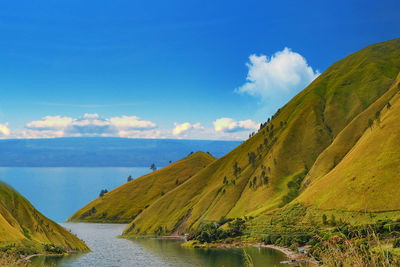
[{"x1": 34, "y1": 102, "x2": 150, "y2": 108}]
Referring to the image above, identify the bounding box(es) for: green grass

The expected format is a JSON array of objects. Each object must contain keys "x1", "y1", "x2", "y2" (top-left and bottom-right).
[
  {"x1": 69, "y1": 151, "x2": 216, "y2": 223},
  {"x1": 0, "y1": 181, "x2": 89, "y2": 255},
  {"x1": 120, "y1": 39, "x2": 400, "y2": 237},
  {"x1": 298, "y1": 76, "x2": 400, "y2": 212}
]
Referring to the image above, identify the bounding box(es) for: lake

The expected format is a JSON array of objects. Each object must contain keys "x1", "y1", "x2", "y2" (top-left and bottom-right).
[
  {"x1": 0, "y1": 167, "x2": 151, "y2": 222},
  {"x1": 31, "y1": 223, "x2": 287, "y2": 267},
  {"x1": 0, "y1": 167, "x2": 288, "y2": 266}
]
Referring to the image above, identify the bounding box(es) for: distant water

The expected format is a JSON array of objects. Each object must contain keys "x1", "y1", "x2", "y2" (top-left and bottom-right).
[
  {"x1": 0, "y1": 167, "x2": 150, "y2": 222},
  {"x1": 31, "y1": 223, "x2": 287, "y2": 267}
]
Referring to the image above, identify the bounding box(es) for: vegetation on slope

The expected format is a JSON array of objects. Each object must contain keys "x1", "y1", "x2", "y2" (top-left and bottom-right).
[
  {"x1": 69, "y1": 151, "x2": 216, "y2": 223},
  {"x1": 298, "y1": 74, "x2": 400, "y2": 211},
  {"x1": 123, "y1": 38, "x2": 400, "y2": 237},
  {"x1": 0, "y1": 181, "x2": 89, "y2": 256}
]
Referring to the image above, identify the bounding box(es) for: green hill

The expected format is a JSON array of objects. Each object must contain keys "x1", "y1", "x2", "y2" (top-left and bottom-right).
[
  {"x1": 120, "y1": 38, "x2": 400, "y2": 237},
  {"x1": 0, "y1": 181, "x2": 89, "y2": 255},
  {"x1": 298, "y1": 74, "x2": 400, "y2": 212},
  {"x1": 68, "y1": 151, "x2": 216, "y2": 223}
]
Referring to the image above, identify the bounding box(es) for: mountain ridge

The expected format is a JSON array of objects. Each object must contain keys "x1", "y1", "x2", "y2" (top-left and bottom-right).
[{"x1": 119, "y1": 38, "x2": 400, "y2": 236}]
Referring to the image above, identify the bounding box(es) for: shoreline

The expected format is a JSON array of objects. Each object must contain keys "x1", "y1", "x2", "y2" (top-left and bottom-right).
[
  {"x1": 17, "y1": 250, "x2": 81, "y2": 265},
  {"x1": 179, "y1": 239, "x2": 318, "y2": 266},
  {"x1": 261, "y1": 244, "x2": 318, "y2": 265}
]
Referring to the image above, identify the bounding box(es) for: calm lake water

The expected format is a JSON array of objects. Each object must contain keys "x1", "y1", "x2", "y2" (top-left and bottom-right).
[
  {"x1": 0, "y1": 167, "x2": 150, "y2": 222},
  {"x1": 0, "y1": 167, "x2": 288, "y2": 266},
  {"x1": 31, "y1": 223, "x2": 287, "y2": 267}
]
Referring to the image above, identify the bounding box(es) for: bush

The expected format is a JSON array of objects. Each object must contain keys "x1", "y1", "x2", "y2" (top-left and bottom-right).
[
  {"x1": 44, "y1": 244, "x2": 65, "y2": 254},
  {"x1": 394, "y1": 238, "x2": 400, "y2": 248}
]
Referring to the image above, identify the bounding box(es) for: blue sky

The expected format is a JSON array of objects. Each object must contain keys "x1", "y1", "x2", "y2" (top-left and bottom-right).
[{"x1": 0, "y1": 0, "x2": 399, "y2": 140}]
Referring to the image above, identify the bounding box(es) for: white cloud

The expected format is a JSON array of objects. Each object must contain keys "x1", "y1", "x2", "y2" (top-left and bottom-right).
[
  {"x1": 0, "y1": 123, "x2": 10, "y2": 137},
  {"x1": 109, "y1": 115, "x2": 156, "y2": 131},
  {"x1": 24, "y1": 114, "x2": 157, "y2": 138},
  {"x1": 26, "y1": 116, "x2": 73, "y2": 131},
  {"x1": 236, "y1": 48, "x2": 319, "y2": 101},
  {"x1": 213, "y1": 118, "x2": 259, "y2": 133},
  {"x1": 173, "y1": 122, "x2": 203, "y2": 136}
]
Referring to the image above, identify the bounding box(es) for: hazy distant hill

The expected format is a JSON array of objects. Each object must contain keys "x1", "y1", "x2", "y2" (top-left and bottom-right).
[{"x1": 0, "y1": 137, "x2": 241, "y2": 167}]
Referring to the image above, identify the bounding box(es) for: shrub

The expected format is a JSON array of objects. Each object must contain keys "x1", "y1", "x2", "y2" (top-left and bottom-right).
[{"x1": 394, "y1": 238, "x2": 400, "y2": 248}]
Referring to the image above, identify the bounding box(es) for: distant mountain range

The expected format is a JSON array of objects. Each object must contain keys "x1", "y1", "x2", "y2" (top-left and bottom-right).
[{"x1": 0, "y1": 137, "x2": 241, "y2": 167}]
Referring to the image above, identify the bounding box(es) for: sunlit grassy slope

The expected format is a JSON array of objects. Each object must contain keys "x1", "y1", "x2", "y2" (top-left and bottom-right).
[
  {"x1": 69, "y1": 151, "x2": 216, "y2": 223},
  {"x1": 0, "y1": 181, "x2": 89, "y2": 253},
  {"x1": 298, "y1": 74, "x2": 400, "y2": 211},
  {"x1": 121, "y1": 38, "x2": 400, "y2": 236}
]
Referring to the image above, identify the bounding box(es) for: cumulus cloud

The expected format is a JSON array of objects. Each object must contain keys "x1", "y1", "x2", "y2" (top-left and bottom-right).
[
  {"x1": 26, "y1": 116, "x2": 73, "y2": 131},
  {"x1": 109, "y1": 115, "x2": 156, "y2": 131},
  {"x1": 173, "y1": 122, "x2": 203, "y2": 136},
  {"x1": 0, "y1": 123, "x2": 10, "y2": 137},
  {"x1": 24, "y1": 114, "x2": 157, "y2": 138},
  {"x1": 236, "y1": 48, "x2": 319, "y2": 101},
  {"x1": 213, "y1": 118, "x2": 259, "y2": 133}
]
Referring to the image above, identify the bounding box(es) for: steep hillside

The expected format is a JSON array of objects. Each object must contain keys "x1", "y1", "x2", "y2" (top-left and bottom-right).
[
  {"x1": 0, "y1": 181, "x2": 89, "y2": 254},
  {"x1": 298, "y1": 75, "x2": 400, "y2": 211},
  {"x1": 122, "y1": 38, "x2": 400, "y2": 237},
  {"x1": 69, "y1": 151, "x2": 216, "y2": 223}
]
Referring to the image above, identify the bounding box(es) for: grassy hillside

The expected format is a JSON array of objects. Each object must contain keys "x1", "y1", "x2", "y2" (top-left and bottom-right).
[
  {"x1": 298, "y1": 74, "x2": 400, "y2": 212},
  {"x1": 122, "y1": 38, "x2": 400, "y2": 237},
  {"x1": 69, "y1": 151, "x2": 216, "y2": 223},
  {"x1": 0, "y1": 181, "x2": 89, "y2": 255}
]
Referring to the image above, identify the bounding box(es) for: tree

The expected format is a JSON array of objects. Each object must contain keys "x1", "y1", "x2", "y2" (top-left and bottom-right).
[
  {"x1": 175, "y1": 179, "x2": 179, "y2": 185},
  {"x1": 263, "y1": 176, "x2": 269, "y2": 186},
  {"x1": 322, "y1": 214, "x2": 327, "y2": 225},
  {"x1": 127, "y1": 175, "x2": 133, "y2": 182},
  {"x1": 248, "y1": 152, "x2": 257, "y2": 169},
  {"x1": 375, "y1": 110, "x2": 381, "y2": 123},
  {"x1": 330, "y1": 214, "x2": 336, "y2": 226},
  {"x1": 233, "y1": 162, "x2": 240, "y2": 177},
  {"x1": 223, "y1": 176, "x2": 228, "y2": 185},
  {"x1": 368, "y1": 118, "x2": 373, "y2": 130},
  {"x1": 150, "y1": 163, "x2": 157, "y2": 172},
  {"x1": 99, "y1": 189, "x2": 108, "y2": 197}
]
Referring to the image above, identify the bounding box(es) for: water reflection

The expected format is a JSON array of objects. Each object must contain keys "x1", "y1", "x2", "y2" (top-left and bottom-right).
[
  {"x1": 29, "y1": 223, "x2": 287, "y2": 267},
  {"x1": 134, "y1": 238, "x2": 287, "y2": 267}
]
